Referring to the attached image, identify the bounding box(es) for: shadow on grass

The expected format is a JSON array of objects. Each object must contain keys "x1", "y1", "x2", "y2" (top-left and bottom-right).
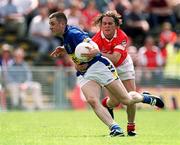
[
  {"x1": 62, "y1": 135, "x2": 108, "y2": 138},
  {"x1": 44, "y1": 134, "x2": 109, "y2": 138}
]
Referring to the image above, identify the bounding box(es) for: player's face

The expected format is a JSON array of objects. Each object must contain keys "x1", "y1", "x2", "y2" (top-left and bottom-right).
[
  {"x1": 49, "y1": 17, "x2": 65, "y2": 36},
  {"x1": 101, "y1": 16, "x2": 116, "y2": 39}
]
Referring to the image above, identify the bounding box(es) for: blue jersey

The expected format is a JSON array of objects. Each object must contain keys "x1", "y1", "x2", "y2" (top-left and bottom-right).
[
  {"x1": 63, "y1": 25, "x2": 89, "y2": 53},
  {"x1": 62, "y1": 25, "x2": 89, "y2": 64},
  {"x1": 58, "y1": 25, "x2": 102, "y2": 73}
]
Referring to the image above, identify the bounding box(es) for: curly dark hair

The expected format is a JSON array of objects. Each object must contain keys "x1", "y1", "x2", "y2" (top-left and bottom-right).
[{"x1": 94, "y1": 11, "x2": 122, "y2": 26}]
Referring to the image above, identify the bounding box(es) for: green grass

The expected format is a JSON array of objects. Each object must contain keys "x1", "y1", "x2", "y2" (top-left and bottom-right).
[{"x1": 0, "y1": 110, "x2": 180, "y2": 145}]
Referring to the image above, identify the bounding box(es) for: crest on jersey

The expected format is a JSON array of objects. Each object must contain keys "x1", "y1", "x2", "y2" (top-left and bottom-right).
[{"x1": 121, "y1": 40, "x2": 127, "y2": 47}]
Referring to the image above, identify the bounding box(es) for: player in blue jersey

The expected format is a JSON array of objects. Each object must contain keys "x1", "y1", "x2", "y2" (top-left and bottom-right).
[{"x1": 49, "y1": 12, "x2": 164, "y2": 137}]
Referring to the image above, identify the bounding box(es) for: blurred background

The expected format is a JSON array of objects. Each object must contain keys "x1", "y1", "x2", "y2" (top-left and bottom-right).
[{"x1": 0, "y1": 0, "x2": 180, "y2": 111}]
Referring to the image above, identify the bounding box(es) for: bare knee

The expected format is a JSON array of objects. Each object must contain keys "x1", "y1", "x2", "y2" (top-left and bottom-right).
[
  {"x1": 118, "y1": 91, "x2": 140, "y2": 106},
  {"x1": 86, "y1": 96, "x2": 99, "y2": 109},
  {"x1": 108, "y1": 98, "x2": 119, "y2": 108},
  {"x1": 128, "y1": 91, "x2": 140, "y2": 103}
]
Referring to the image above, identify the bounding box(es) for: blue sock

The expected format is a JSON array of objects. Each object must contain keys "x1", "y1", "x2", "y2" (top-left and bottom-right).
[
  {"x1": 110, "y1": 124, "x2": 120, "y2": 131},
  {"x1": 142, "y1": 94, "x2": 152, "y2": 104}
]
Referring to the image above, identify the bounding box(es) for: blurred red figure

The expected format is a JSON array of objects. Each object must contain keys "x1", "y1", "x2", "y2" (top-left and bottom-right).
[
  {"x1": 160, "y1": 22, "x2": 177, "y2": 46},
  {"x1": 138, "y1": 36, "x2": 164, "y2": 84},
  {"x1": 81, "y1": 0, "x2": 100, "y2": 35}
]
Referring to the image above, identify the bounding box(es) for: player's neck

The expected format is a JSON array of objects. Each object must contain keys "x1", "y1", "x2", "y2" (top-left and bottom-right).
[{"x1": 106, "y1": 35, "x2": 113, "y2": 40}]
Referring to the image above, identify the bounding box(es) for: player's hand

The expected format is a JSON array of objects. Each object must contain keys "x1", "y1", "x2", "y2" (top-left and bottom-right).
[
  {"x1": 50, "y1": 46, "x2": 66, "y2": 57},
  {"x1": 81, "y1": 46, "x2": 100, "y2": 59}
]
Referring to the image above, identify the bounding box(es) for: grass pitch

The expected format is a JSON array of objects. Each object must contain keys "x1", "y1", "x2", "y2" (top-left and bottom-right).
[{"x1": 0, "y1": 109, "x2": 180, "y2": 145}]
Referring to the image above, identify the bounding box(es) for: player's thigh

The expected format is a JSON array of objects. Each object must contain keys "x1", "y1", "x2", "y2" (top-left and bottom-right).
[
  {"x1": 122, "y1": 79, "x2": 136, "y2": 92},
  {"x1": 81, "y1": 80, "x2": 101, "y2": 100},
  {"x1": 105, "y1": 79, "x2": 131, "y2": 105},
  {"x1": 102, "y1": 87, "x2": 119, "y2": 103}
]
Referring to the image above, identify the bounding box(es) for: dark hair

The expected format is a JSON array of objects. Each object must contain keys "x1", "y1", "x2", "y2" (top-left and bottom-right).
[
  {"x1": 94, "y1": 11, "x2": 122, "y2": 26},
  {"x1": 49, "y1": 12, "x2": 67, "y2": 24}
]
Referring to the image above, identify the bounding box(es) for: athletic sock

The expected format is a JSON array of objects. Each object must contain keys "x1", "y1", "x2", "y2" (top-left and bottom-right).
[
  {"x1": 110, "y1": 123, "x2": 120, "y2": 130},
  {"x1": 127, "y1": 122, "x2": 135, "y2": 132},
  {"x1": 102, "y1": 96, "x2": 113, "y2": 109}
]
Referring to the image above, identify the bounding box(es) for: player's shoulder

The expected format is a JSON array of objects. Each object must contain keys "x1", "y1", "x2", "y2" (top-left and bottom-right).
[
  {"x1": 66, "y1": 25, "x2": 84, "y2": 34},
  {"x1": 92, "y1": 31, "x2": 101, "y2": 42},
  {"x1": 92, "y1": 31, "x2": 101, "y2": 38},
  {"x1": 66, "y1": 25, "x2": 88, "y2": 39}
]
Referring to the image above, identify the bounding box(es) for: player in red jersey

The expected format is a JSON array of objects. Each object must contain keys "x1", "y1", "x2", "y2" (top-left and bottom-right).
[{"x1": 92, "y1": 11, "x2": 137, "y2": 136}]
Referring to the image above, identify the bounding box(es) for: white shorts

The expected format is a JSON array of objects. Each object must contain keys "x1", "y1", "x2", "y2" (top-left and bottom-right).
[
  {"x1": 77, "y1": 56, "x2": 119, "y2": 88},
  {"x1": 116, "y1": 54, "x2": 135, "y2": 81}
]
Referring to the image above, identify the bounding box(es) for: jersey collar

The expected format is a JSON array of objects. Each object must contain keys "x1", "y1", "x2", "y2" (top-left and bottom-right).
[{"x1": 100, "y1": 29, "x2": 117, "y2": 42}]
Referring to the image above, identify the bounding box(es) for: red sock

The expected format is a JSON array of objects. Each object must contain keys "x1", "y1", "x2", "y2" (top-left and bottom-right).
[
  {"x1": 101, "y1": 96, "x2": 109, "y2": 108},
  {"x1": 127, "y1": 123, "x2": 135, "y2": 132}
]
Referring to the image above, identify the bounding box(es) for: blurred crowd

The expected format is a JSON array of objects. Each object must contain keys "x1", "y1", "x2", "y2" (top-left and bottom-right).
[
  {"x1": 0, "y1": 0, "x2": 180, "y2": 81},
  {"x1": 0, "y1": 0, "x2": 180, "y2": 111}
]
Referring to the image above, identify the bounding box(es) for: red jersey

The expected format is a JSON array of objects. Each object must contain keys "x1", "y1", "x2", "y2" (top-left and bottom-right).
[
  {"x1": 92, "y1": 28, "x2": 128, "y2": 67},
  {"x1": 139, "y1": 46, "x2": 163, "y2": 69},
  {"x1": 144, "y1": 49, "x2": 159, "y2": 69}
]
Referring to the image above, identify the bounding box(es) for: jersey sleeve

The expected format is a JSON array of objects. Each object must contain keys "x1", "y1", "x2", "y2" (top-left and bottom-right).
[
  {"x1": 113, "y1": 40, "x2": 127, "y2": 54},
  {"x1": 114, "y1": 29, "x2": 128, "y2": 51},
  {"x1": 113, "y1": 30, "x2": 128, "y2": 66}
]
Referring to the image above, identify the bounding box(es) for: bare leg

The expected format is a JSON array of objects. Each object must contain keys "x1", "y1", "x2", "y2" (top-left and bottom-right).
[
  {"x1": 105, "y1": 79, "x2": 136, "y2": 123},
  {"x1": 105, "y1": 79, "x2": 143, "y2": 105},
  {"x1": 81, "y1": 80, "x2": 116, "y2": 127},
  {"x1": 122, "y1": 79, "x2": 136, "y2": 123},
  {"x1": 7, "y1": 83, "x2": 20, "y2": 108},
  {"x1": 105, "y1": 79, "x2": 163, "y2": 108},
  {"x1": 122, "y1": 79, "x2": 136, "y2": 136}
]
